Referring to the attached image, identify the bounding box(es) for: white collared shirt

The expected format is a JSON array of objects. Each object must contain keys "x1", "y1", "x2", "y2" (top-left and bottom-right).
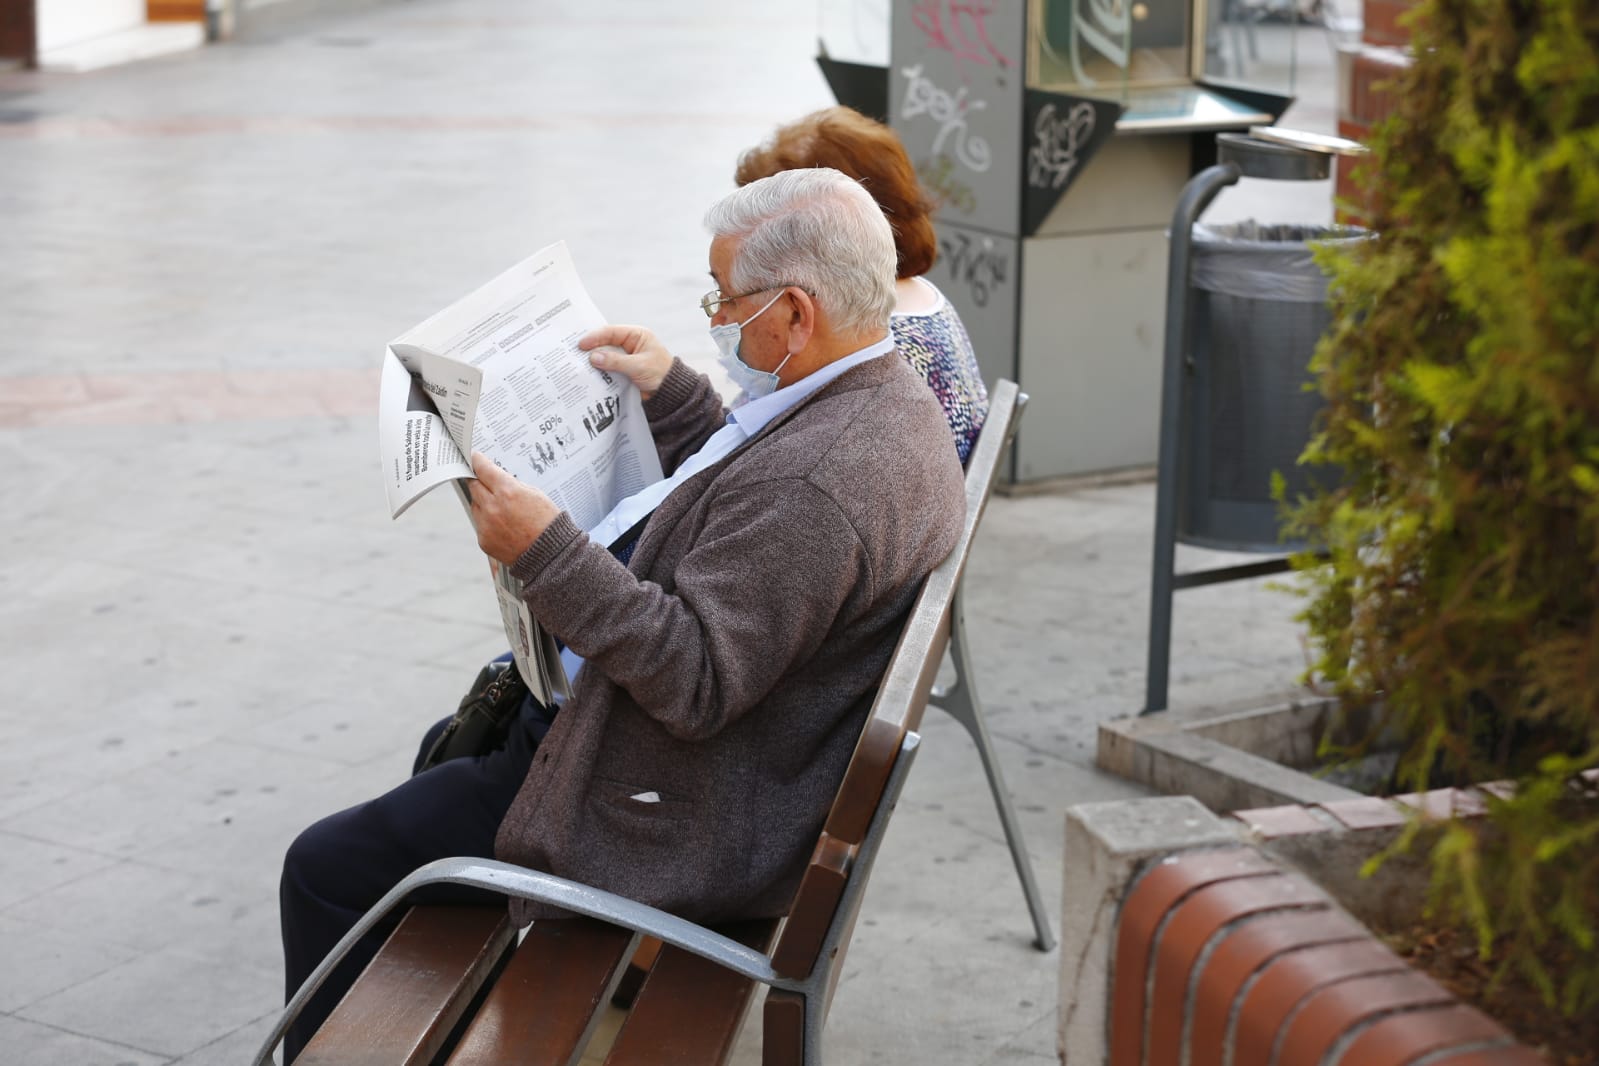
[
  {"x1": 560, "y1": 334, "x2": 896, "y2": 689},
  {"x1": 582, "y1": 334, "x2": 895, "y2": 549}
]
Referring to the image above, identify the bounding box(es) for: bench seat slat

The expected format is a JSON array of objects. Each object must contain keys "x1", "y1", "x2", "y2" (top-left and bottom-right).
[
  {"x1": 602, "y1": 920, "x2": 778, "y2": 1066},
  {"x1": 445, "y1": 918, "x2": 639, "y2": 1066},
  {"x1": 298, "y1": 905, "x2": 514, "y2": 1066}
]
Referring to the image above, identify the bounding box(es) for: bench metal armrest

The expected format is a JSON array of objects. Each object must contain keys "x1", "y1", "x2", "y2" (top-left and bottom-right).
[{"x1": 255, "y1": 859, "x2": 790, "y2": 1066}]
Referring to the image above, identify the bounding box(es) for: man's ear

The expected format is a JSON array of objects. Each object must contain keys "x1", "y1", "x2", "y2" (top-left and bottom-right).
[{"x1": 784, "y1": 287, "x2": 817, "y2": 352}]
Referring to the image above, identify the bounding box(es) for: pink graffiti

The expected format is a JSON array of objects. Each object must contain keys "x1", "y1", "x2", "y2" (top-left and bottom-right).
[{"x1": 911, "y1": 0, "x2": 1014, "y2": 74}]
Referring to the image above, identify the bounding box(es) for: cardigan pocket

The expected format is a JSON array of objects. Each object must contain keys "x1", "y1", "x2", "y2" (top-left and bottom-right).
[{"x1": 591, "y1": 776, "x2": 693, "y2": 835}]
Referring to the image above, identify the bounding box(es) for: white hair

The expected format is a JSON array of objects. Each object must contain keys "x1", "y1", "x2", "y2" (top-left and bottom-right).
[{"x1": 703, "y1": 167, "x2": 897, "y2": 335}]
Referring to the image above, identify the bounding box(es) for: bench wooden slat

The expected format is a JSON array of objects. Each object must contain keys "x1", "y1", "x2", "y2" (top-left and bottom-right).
[
  {"x1": 607, "y1": 936, "x2": 663, "y2": 1009},
  {"x1": 601, "y1": 920, "x2": 778, "y2": 1066},
  {"x1": 761, "y1": 991, "x2": 805, "y2": 1066},
  {"x1": 444, "y1": 918, "x2": 639, "y2": 1066},
  {"x1": 298, "y1": 905, "x2": 514, "y2": 1066},
  {"x1": 767, "y1": 582, "x2": 953, "y2": 983}
]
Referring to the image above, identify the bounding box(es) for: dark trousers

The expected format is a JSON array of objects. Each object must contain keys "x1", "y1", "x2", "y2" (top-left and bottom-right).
[{"x1": 277, "y1": 698, "x2": 545, "y2": 1062}]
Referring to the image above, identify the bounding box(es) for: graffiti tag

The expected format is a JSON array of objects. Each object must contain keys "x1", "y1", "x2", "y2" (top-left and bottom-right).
[
  {"x1": 1028, "y1": 102, "x2": 1097, "y2": 190},
  {"x1": 918, "y1": 154, "x2": 977, "y2": 215},
  {"x1": 900, "y1": 64, "x2": 992, "y2": 173},
  {"x1": 940, "y1": 232, "x2": 1007, "y2": 309},
  {"x1": 910, "y1": 0, "x2": 1013, "y2": 74}
]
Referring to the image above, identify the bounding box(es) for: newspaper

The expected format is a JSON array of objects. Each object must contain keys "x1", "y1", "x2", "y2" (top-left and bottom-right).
[{"x1": 377, "y1": 241, "x2": 664, "y2": 703}]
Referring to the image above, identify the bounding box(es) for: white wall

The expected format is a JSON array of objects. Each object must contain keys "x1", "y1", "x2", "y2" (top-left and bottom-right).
[{"x1": 36, "y1": 0, "x2": 146, "y2": 53}]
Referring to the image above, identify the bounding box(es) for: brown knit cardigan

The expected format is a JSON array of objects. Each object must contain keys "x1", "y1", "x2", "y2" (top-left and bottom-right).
[{"x1": 495, "y1": 351, "x2": 965, "y2": 924}]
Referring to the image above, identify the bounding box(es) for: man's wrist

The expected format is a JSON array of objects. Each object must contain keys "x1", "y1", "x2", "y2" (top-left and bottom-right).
[
  {"x1": 510, "y1": 511, "x2": 584, "y2": 584},
  {"x1": 643, "y1": 358, "x2": 698, "y2": 416}
]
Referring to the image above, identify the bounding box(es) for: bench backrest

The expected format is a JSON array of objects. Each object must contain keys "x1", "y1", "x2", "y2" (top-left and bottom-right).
[{"x1": 767, "y1": 379, "x2": 1023, "y2": 984}]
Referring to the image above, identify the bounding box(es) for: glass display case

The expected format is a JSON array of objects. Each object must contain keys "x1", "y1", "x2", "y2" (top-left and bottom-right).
[{"x1": 1029, "y1": 0, "x2": 1287, "y2": 132}]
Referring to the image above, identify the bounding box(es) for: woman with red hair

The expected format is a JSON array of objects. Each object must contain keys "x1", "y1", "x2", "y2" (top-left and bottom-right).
[{"x1": 736, "y1": 106, "x2": 990, "y2": 462}]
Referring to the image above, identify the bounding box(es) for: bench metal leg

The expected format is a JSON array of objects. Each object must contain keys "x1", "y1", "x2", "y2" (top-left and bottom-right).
[{"x1": 930, "y1": 586, "x2": 1057, "y2": 952}]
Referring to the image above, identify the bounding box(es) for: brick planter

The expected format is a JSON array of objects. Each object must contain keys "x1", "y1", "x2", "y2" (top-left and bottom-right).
[{"x1": 1057, "y1": 798, "x2": 1546, "y2": 1065}]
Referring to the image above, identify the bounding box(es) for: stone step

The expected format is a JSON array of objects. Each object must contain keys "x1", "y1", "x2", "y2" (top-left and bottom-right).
[{"x1": 36, "y1": 21, "x2": 205, "y2": 74}]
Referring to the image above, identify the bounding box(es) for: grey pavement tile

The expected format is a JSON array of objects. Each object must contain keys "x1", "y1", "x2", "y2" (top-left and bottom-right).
[
  {"x1": 0, "y1": 683, "x2": 236, "y2": 823},
  {"x1": 0, "y1": 832, "x2": 121, "y2": 913},
  {"x1": 0, "y1": 751, "x2": 116, "y2": 827},
  {"x1": 224, "y1": 686, "x2": 434, "y2": 763},
  {"x1": 0, "y1": 738, "x2": 344, "y2": 860},
  {"x1": 138, "y1": 743, "x2": 417, "y2": 882},
  {"x1": 169, "y1": 1010, "x2": 279, "y2": 1066},
  {"x1": 0, "y1": 1015, "x2": 165, "y2": 1066},
  {"x1": 918, "y1": 718, "x2": 1148, "y2": 827},
  {"x1": 853, "y1": 834, "x2": 1061, "y2": 939},
  {"x1": 978, "y1": 1011, "x2": 1068, "y2": 1065},
  {"x1": 187, "y1": 583, "x2": 501, "y2": 666},
  {"x1": 824, "y1": 907, "x2": 1060, "y2": 1065},
  {"x1": 0, "y1": 856, "x2": 278, "y2": 960},
  {"x1": 0, "y1": 915, "x2": 141, "y2": 1014},
  {"x1": 385, "y1": 569, "x2": 517, "y2": 628},
  {"x1": 17, "y1": 945, "x2": 278, "y2": 1060}
]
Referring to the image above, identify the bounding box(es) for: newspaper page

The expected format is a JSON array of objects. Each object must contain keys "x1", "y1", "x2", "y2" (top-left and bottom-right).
[
  {"x1": 378, "y1": 242, "x2": 663, "y2": 701},
  {"x1": 379, "y1": 241, "x2": 662, "y2": 522},
  {"x1": 489, "y1": 556, "x2": 570, "y2": 704}
]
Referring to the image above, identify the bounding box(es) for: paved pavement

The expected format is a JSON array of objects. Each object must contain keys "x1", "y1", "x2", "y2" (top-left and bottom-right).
[{"x1": 0, "y1": 3, "x2": 1337, "y2": 1062}]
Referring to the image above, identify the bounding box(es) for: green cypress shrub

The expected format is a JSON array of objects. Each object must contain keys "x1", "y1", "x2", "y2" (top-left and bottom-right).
[{"x1": 1285, "y1": 0, "x2": 1599, "y2": 1013}]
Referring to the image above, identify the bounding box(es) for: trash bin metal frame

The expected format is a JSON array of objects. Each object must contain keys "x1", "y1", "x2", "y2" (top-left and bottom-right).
[{"x1": 1143, "y1": 132, "x2": 1353, "y2": 715}]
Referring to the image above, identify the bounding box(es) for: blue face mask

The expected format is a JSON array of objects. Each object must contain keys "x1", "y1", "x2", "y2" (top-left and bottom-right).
[{"x1": 709, "y1": 290, "x2": 792, "y2": 404}]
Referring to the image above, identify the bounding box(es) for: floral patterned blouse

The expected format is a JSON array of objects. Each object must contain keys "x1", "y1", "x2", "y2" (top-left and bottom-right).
[{"x1": 890, "y1": 277, "x2": 990, "y2": 465}]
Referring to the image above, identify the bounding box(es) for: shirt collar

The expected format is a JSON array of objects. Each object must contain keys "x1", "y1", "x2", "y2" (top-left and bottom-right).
[{"x1": 728, "y1": 334, "x2": 895, "y2": 436}]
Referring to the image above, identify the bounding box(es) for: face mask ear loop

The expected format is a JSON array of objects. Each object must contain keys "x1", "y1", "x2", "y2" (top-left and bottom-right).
[{"x1": 738, "y1": 288, "x2": 786, "y2": 329}]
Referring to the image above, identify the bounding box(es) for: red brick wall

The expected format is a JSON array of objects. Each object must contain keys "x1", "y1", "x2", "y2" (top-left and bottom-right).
[
  {"x1": 1363, "y1": 0, "x2": 1424, "y2": 47},
  {"x1": 1334, "y1": 0, "x2": 1423, "y2": 224},
  {"x1": 148, "y1": 0, "x2": 205, "y2": 20},
  {"x1": 0, "y1": 0, "x2": 36, "y2": 66},
  {"x1": 1336, "y1": 46, "x2": 1412, "y2": 224}
]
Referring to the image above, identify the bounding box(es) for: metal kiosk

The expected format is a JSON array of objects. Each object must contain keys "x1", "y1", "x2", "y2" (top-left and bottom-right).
[{"x1": 818, "y1": 0, "x2": 1306, "y2": 483}]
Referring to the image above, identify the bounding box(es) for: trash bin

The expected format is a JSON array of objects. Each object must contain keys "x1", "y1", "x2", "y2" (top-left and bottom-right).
[{"x1": 1177, "y1": 220, "x2": 1369, "y2": 551}]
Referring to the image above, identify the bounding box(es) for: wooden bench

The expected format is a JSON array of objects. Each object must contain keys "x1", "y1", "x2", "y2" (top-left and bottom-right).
[{"x1": 255, "y1": 380, "x2": 1025, "y2": 1066}]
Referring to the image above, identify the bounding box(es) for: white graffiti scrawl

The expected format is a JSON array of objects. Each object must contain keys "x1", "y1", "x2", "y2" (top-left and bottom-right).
[
  {"x1": 899, "y1": 64, "x2": 992, "y2": 173},
  {"x1": 1028, "y1": 102, "x2": 1097, "y2": 190}
]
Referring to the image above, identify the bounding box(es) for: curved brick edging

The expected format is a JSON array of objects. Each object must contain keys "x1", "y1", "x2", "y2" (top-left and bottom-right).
[{"x1": 1105, "y1": 846, "x2": 1544, "y2": 1066}]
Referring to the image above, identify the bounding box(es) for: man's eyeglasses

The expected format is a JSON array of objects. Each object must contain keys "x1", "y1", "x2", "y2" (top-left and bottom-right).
[{"x1": 699, "y1": 285, "x2": 795, "y2": 318}]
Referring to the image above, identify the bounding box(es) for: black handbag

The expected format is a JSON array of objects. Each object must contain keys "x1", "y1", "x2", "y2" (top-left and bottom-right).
[{"x1": 417, "y1": 660, "x2": 529, "y2": 772}]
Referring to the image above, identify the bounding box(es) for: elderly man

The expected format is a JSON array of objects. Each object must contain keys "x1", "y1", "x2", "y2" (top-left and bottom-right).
[{"x1": 278, "y1": 167, "x2": 965, "y2": 1058}]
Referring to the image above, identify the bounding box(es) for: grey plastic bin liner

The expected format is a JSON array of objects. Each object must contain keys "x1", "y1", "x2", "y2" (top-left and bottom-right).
[{"x1": 1178, "y1": 220, "x2": 1368, "y2": 552}]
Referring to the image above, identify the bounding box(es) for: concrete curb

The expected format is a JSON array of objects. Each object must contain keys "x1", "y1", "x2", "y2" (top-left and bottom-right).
[{"x1": 1097, "y1": 694, "x2": 1369, "y2": 812}]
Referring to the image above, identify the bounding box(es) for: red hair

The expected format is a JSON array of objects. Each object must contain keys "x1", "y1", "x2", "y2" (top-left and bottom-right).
[{"x1": 735, "y1": 107, "x2": 939, "y2": 280}]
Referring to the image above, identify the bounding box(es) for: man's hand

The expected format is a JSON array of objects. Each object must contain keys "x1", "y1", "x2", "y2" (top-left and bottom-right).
[
  {"x1": 467, "y1": 452, "x2": 562, "y2": 564},
  {"x1": 579, "y1": 325, "x2": 674, "y2": 399}
]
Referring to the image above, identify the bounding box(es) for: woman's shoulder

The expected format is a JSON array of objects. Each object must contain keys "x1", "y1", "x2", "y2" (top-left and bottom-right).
[{"x1": 890, "y1": 276, "x2": 947, "y2": 319}]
